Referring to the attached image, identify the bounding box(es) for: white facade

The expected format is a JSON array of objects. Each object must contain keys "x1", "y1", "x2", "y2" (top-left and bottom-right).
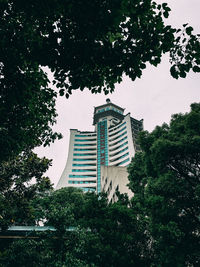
[
  {"x1": 101, "y1": 166, "x2": 134, "y2": 202},
  {"x1": 56, "y1": 130, "x2": 97, "y2": 192},
  {"x1": 56, "y1": 99, "x2": 143, "y2": 194}
]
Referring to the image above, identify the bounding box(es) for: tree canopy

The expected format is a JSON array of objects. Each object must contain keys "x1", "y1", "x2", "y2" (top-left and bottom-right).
[
  {"x1": 128, "y1": 102, "x2": 200, "y2": 266},
  {"x1": 1, "y1": 0, "x2": 200, "y2": 161},
  {"x1": 0, "y1": 188, "x2": 149, "y2": 267},
  {"x1": 0, "y1": 150, "x2": 52, "y2": 230}
]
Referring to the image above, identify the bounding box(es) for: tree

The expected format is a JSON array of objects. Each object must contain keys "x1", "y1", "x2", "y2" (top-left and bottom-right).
[
  {"x1": 78, "y1": 192, "x2": 150, "y2": 266},
  {"x1": 0, "y1": 188, "x2": 96, "y2": 267},
  {"x1": 1, "y1": 0, "x2": 200, "y2": 160},
  {"x1": 128, "y1": 103, "x2": 200, "y2": 266},
  {"x1": 0, "y1": 234, "x2": 90, "y2": 267},
  {"x1": 0, "y1": 187, "x2": 150, "y2": 266},
  {"x1": 39, "y1": 189, "x2": 150, "y2": 266},
  {"x1": 0, "y1": 66, "x2": 62, "y2": 163},
  {"x1": 0, "y1": 149, "x2": 53, "y2": 230},
  {"x1": 2, "y1": 0, "x2": 199, "y2": 95}
]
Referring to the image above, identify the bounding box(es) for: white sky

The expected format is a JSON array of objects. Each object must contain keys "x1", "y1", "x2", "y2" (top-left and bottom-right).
[{"x1": 35, "y1": 0, "x2": 200, "y2": 187}]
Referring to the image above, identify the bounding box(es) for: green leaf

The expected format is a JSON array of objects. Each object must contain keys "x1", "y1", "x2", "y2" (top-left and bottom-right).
[
  {"x1": 170, "y1": 65, "x2": 178, "y2": 79},
  {"x1": 59, "y1": 89, "x2": 65, "y2": 96},
  {"x1": 163, "y1": 11, "x2": 169, "y2": 18},
  {"x1": 180, "y1": 71, "x2": 186, "y2": 78},
  {"x1": 162, "y1": 3, "x2": 168, "y2": 9},
  {"x1": 186, "y1": 26, "x2": 193, "y2": 35},
  {"x1": 192, "y1": 66, "x2": 200, "y2": 72},
  {"x1": 157, "y1": 4, "x2": 161, "y2": 10},
  {"x1": 140, "y1": 63, "x2": 146, "y2": 69},
  {"x1": 177, "y1": 50, "x2": 183, "y2": 57}
]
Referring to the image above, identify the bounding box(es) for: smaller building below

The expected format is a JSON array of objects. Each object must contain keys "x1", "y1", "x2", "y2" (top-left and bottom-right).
[{"x1": 101, "y1": 165, "x2": 133, "y2": 203}]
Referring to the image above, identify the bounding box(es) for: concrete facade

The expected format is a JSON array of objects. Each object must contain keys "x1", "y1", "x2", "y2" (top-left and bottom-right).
[{"x1": 101, "y1": 165, "x2": 134, "y2": 202}]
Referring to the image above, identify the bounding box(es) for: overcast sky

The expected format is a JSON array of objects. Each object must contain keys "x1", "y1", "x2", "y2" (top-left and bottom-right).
[{"x1": 35, "y1": 0, "x2": 200, "y2": 187}]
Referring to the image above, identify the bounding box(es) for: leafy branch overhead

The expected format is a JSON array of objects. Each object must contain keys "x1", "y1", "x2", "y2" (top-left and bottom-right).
[
  {"x1": 170, "y1": 24, "x2": 200, "y2": 79},
  {"x1": 1, "y1": 0, "x2": 199, "y2": 98},
  {"x1": 0, "y1": 0, "x2": 199, "y2": 161}
]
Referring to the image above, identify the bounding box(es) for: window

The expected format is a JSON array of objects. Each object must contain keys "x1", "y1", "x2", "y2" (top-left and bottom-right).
[
  {"x1": 110, "y1": 152, "x2": 129, "y2": 162},
  {"x1": 75, "y1": 134, "x2": 96, "y2": 137},
  {"x1": 109, "y1": 146, "x2": 128, "y2": 158},
  {"x1": 109, "y1": 121, "x2": 126, "y2": 133},
  {"x1": 116, "y1": 157, "x2": 130, "y2": 166},
  {"x1": 73, "y1": 153, "x2": 96, "y2": 156},
  {"x1": 109, "y1": 141, "x2": 128, "y2": 152},
  {"x1": 74, "y1": 143, "x2": 96, "y2": 146},
  {"x1": 109, "y1": 131, "x2": 127, "y2": 142},
  {"x1": 72, "y1": 169, "x2": 96, "y2": 172},
  {"x1": 69, "y1": 175, "x2": 96, "y2": 178},
  {"x1": 109, "y1": 126, "x2": 127, "y2": 138},
  {"x1": 72, "y1": 163, "x2": 96, "y2": 167},
  {"x1": 74, "y1": 148, "x2": 96, "y2": 151},
  {"x1": 73, "y1": 158, "x2": 96, "y2": 161},
  {"x1": 109, "y1": 136, "x2": 127, "y2": 147},
  {"x1": 68, "y1": 180, "x2": 96, "y2": 184},
  {"x1": 74, "y1": 139, "x2": 96, "y2": 142}
]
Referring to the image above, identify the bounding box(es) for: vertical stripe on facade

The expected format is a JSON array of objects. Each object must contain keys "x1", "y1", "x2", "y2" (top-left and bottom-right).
[{"x1": 97, "y1": 120, "x2": 108, "y2": 193}]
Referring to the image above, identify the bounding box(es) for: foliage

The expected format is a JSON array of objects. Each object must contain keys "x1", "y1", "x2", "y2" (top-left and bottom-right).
[
  {"x1": 78, "y1": 192, "x2": 150, "y2": 267},
  {"x1": 0, "y1": 235, "x2": 90, "y2": 267},
  {"x1": 1, "y1": 0, "x2": 200, "y2": 160},
  {"x1": 128, "y1": 103, "x2": 200, "y2": 266},
  {"x1": 0, "y1": 150, "x2": 53, "y2": 230},
  {"x1": 0, "y1": 65, "x2": 62, "y2": 162},
  {"x1": 170, "y1": 24, "x2": 200, "y2": 79},
  {"x1": 0, "y1": 187, "x2": 150, "y2": 267},
  {"x1": 0, "y1": 0, "x2": 169, "y2": 96},
  {"x1": 32, "y1": 188, "x2": 149, "y2": 266},
  {"x1": 32, "y1": 187, "x2": 85, "y2": 231},
  {"x1": 1, "y1": 0, "x2": 199, "y2": 97}
]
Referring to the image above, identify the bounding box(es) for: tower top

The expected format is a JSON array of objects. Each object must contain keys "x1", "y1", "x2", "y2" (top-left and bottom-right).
[{"x1": 93, "y1": 101, "x2": 124, "y2": 125}]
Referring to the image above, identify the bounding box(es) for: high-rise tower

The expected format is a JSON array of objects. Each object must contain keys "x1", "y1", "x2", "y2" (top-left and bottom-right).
[{"x1": 56, "y1": 100, "x2": 143, "y2": 193}]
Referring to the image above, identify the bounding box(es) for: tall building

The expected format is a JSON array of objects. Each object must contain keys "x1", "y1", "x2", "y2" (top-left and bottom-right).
[{"x1": 56, "y1": 99, "x2": 143, "y2": 194}]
